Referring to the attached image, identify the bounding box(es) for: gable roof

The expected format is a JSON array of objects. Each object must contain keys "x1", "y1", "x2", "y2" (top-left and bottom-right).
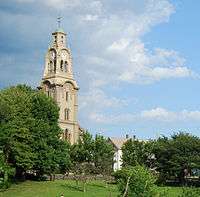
[{"x1": 109, "y1": 137, "x2": 128, "y2": 150}]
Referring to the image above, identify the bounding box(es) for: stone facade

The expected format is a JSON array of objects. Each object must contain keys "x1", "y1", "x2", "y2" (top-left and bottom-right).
[{"x1": 40, "y1": 28, "x2": 80, "y2": 144}]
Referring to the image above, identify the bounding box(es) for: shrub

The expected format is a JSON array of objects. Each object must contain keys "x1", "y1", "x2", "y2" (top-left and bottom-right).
[
  {"x1": 0, "y1": 153, "x2": 15, "y2": 189},
  {"x1": 114, "y1": 165, "x2": 157, "y2": 197}
]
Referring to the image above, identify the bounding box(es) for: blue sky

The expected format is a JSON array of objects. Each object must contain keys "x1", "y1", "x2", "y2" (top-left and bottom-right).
[{"x1": 0, "y1": 0, "x2": 200, "y2": 139}]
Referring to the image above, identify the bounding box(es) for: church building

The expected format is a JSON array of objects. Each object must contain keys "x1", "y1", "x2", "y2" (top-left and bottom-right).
[{"x1": 39, "y1": 26, "x2": 81, "y2": 144}]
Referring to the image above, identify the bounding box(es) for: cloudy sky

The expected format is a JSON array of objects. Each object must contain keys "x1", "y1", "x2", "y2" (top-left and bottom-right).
[{"x1": 0, "y1": 0, "x2": 200, "y2": 139}]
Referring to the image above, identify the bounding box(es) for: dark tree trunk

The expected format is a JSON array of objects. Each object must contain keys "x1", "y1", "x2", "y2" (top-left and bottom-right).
[{"x1": 15, "y1": 167, "x2": 25, "y2": 181}]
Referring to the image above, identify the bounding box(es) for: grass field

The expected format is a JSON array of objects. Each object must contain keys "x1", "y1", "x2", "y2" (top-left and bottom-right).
[
  {"x1": 0, "y1": 180, "x2": 118, "y2": 197},
  {"x1": 0, "y1": 180, "x2": 197, "y2": 197}
]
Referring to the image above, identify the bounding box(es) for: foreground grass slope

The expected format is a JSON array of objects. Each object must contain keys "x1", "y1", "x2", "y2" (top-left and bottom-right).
[
  {"x1": 0, "y1": 180, "x2": 119, "y2": 197},
  {"x1": 0, "y1": 180, "x2": 197, "y2": 197}
]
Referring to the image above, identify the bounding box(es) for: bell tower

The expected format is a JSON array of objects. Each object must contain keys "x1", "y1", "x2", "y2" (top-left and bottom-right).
[{"x1": 40, "y1": 24, "x2": 80, "y2": 144}]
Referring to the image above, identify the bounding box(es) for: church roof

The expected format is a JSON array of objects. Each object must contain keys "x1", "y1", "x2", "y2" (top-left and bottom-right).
[{"x1": 109, "y1": 137, "x2": 128, "y2": 150}]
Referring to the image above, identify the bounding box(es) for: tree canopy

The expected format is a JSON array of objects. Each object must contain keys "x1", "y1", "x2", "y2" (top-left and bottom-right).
[
  {"x1": 0, "y1": 85, "x2": 70, "y2": 179},
  {"x1": 70, "y1": 131, "x2": 114, "y2": 175},
  {"x1": 153, "y1": 133, "x2": 200, "y2": 184},
  {"x1": 122, "y1": 139, "x2": 154, "y2": 168}
]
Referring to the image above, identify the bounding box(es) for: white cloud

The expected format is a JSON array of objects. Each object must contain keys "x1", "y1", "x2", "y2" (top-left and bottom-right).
[
  {"x1": 79, "y1": 88, "x2": 128, "y2": 110},
  {"x1": 106, "y1": 42, "x2": 194, "y2": 84},
  {"x1": 89, "y1": 112, "x2": 136, "y2": 124},
  {"x1": 181, "y1": 110, "x2": 200, "y2": 120},
  {"x1": 75, "y1": 0, "x2": 198, "y2": 127},
  {"x1": 82, "y1": 14, "x2": 99, "y2": 21},
  {"x1": 108, "y1": 38, "x2": 130, "y2": 51},
  {"x1": 147, "y1": 66, "x2": 192, "y2": 80},
  {"x1": 89, "y1": 107, "x2": 200, "y2": 125},
  {"x1": 14, "y1": 0, "x2": 82, "y2": 9},
  {"x1": 141, "y1": 108, "x2": 200, "y2": 122},
  {"x1": 44, "y1": 0, "x2": 82, "y2": 9},
  {"x1": 141, "y1": 107, "x2": 177, "y2": 121},
  {"x1": 78, "y1": 0, "x2": 196, "y2": 88}
]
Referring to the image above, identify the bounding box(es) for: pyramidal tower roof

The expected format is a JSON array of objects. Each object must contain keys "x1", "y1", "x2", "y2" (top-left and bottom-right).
[{"x1": 55, "y1": 28, "x2": 65, "y2": 34}]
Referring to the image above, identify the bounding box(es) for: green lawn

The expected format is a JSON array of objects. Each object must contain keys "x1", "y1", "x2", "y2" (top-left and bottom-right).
[
  {"x1": 0, "y1": 180, "x2": 197, "y2": 197},
  {"x1": 0, "y1": 180, "x2": 119, "y2": 197}
]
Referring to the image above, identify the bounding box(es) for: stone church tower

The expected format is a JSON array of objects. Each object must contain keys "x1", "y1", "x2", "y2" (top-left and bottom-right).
[{"x1": 40, "y1": 27, "x2": 80, "y2": 144}]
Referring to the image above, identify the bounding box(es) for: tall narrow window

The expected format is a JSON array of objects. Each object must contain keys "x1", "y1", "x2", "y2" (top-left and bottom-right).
[
  {"x1": 54, "y1": 60, "x2": 56, "y2": 73},
  {"x1": 64, "y1": 61, "x2": 68, "y2": 72},
  {"x1": 49, "y1": 61, "x2": 53, "y2": 73},
  {"x1": 47, "y1": 91, "x2": 50, "y2": 97},
  {"x1": 68, "y1": 133, "x2": 71, "y2": 142},
  {"x1": 64, "y1": 129, "x2": 68, "y2": 141},
  {"x1": 60, "y1": 60, "x2": 63, "y2": 71},
  {"x1": 66, "y1": 92, "x2": 69, "y2": 101},
  {"x1": 64, "y1": 129, "x2": 71, "y2": 142},
  {"x1": 64, "y1": 108, "x2": 70, "y2": 120}
]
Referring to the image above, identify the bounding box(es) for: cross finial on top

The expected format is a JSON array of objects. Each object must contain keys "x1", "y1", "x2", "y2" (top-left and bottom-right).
[{"x1": 57, "y1": 16, "x2": 62, "y2": 28}]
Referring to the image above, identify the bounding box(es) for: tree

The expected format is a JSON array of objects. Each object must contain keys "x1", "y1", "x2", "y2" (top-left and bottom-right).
[
  {"x1": 70, "y1": 132, "x2": 115, "y2": 192},
  {"x1": 70, "y1": 131, "x2": 94, "y2": 164},
  {"x1": 0, "y1": 85, "x2": 71, "y2": 180},
  {"x1": 153, "y1": 132, "x2": 200, "y2": 184},
  {"x1": 30, "y1": 90, "x2": 70, "y2": 179},
  {"x1": 114, "y1": 165, "x2": 157, "y2": 197},
  {"x1": 122, "y1": 139, "x2": 154, "y2": 168},
  {"x1": 94, "y1": 134, "x2": 114, "y2": 175},
  {"x1": 0, "y1": 150, "x2": 15, "y2": 189},
  {"x1": 0, "y1": 85, "x2": 36, "y2": 178},
  {"x1": 70, "y1": 132, "x2": 115, "y2": 175}
]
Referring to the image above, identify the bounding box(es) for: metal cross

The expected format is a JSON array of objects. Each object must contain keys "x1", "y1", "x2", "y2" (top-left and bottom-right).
[{"x1": 57, "y1": 16, "x2": 62, "y2": 28}]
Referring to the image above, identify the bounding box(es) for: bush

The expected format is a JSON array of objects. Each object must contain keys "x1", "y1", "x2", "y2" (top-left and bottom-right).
[
  {"x1": 0, "y1": 151, "x2": 15, "y2": 189},
  {"x1": 114, "y1": 165, "x2": 157, "y2": 197}
]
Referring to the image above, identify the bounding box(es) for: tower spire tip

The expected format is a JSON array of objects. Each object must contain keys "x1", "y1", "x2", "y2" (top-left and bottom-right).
[{"x1": 57, "y1": 16, "x2": 62, "y2": 28}]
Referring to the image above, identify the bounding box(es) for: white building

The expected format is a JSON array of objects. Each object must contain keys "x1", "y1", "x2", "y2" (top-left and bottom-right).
[{"x1": 108, "y1": 137, "x2": 129, "y2": 171}]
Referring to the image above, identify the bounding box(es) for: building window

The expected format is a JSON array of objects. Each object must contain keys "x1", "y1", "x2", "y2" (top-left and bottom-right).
[
  {"x1": 64, "y1": 129, "x2": 71, "y2": 142},
  {"x1": 64, "y1": 61, "x2": 68, "y2": 72},
  {"x1": 47, "y1": 91, "x2": 50, "y2": 97},
  {"x1": 49, "y1": 61, "x2": 53, "y2": 73},
  {"x1": 53, "y1": 60, "x2": 56, "y2": 73},
  {"x1": 60, "y1": 60, "x2": 63, "y2": 71},
  {"x1": 64, "y1": 129, "x2": 68, "y2": 141},
  {"x1": 66, "y1": 92, "x2": 69, "y2": 101},
  {"x1": 64, "y1": 108, "x2": 70, "y2": 120}
]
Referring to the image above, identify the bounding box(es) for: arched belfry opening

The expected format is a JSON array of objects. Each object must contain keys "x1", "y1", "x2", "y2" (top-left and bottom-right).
[{"x1": 64, "y1": 61, "x2": 68, "y2": 72}]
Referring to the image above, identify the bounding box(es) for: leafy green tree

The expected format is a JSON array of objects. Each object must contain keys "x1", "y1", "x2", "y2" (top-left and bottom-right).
[
  {"x1": 0, "y1": 150, "x2": 15, "y2": 189},
  {"x1": 30, "y1": 90, "x2": 71, "y2": 178},
  {"x1": 0, "y1": 85, "x2": 71, "y2": 180},
  {"x1": 114, "y1": 165, "x2": 157, "y2": 197},
  {"x1": 70, "y1": 132, "x2": 114, "y2": 175},
  {"x1": 0, "y1": 85, "x2": 36, "y2": 178},
  {"x1": 122, "y1": 139, "x2": 154, "y2": 168},
  {"x1": 153, "y1": 133, "x2": 200, "y2": 184},
  {"x1": 94, "y1": 134, "x2": 114, "y2": 175},
  {"x1": 70, "y1": 131, "x2": 94, "y2": 164}
]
